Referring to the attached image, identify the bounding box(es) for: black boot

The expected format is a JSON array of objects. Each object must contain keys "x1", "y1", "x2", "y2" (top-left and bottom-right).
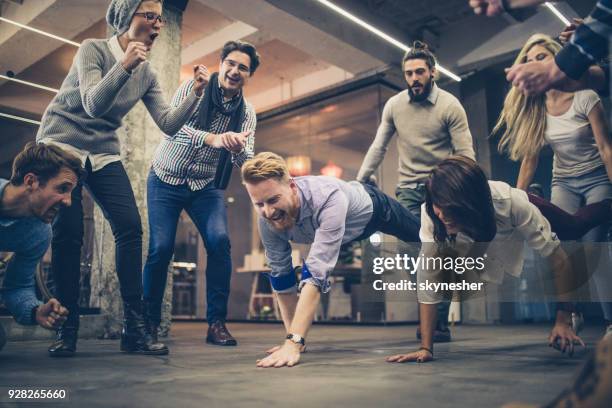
[
  {"x1": 48, "y1": 311, "x2": 79, "y2": 357},
  {"x1": 144, "y1": 300, "x2": 162, "y2": 343},
  {"x1": 120, "y1": 300, "x2": 168, "y2": 355}
]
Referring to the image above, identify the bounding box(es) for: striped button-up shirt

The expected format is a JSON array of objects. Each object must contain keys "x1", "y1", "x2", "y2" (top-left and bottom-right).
[
  {"x1": 152, "y1": 78, "x2": 256, "y2": 190},
  {"x1": 555, "y1": 0, "x2": 612, "y2": 79}
]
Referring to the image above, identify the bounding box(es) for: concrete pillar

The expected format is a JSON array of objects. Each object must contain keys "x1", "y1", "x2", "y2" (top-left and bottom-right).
[{"x1": 90, "y1": 1, "x2": 186, "y2": 337}]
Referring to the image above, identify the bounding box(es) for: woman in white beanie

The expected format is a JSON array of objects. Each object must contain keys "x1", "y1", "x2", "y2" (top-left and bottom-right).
[{"x1": 36, "y1": 0, "x2": 209, "y2": 357}]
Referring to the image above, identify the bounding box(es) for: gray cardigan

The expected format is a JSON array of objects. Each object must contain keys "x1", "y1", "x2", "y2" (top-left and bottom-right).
[{"x1": 36, "y1": 38, "x2": 199, "y2": 155}]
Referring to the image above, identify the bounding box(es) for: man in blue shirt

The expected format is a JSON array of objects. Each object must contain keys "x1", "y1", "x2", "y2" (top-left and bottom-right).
[{"x1": 0, "y1": 142, "x2": 81, "y2": 350}]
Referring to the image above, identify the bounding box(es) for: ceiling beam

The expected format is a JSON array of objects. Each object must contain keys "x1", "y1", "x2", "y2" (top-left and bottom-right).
[
  {"x1": 195, "y1": 0, "x2": 383, "y2": 74},
  {"x1": 181, "y1": 21, "x2": 258, "y2": 65},
  {"x1": 0, "y1": 0, "x2": 107, "y2": 78}
]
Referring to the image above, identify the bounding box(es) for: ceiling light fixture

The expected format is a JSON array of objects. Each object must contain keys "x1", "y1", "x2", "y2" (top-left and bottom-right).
[
  {"x1": 313, "y1": 0, "x2": 462, "y2": 82},
  {"x1": 0, "y1": 112, "x2": 41, "y2": 126},
  {"x1": 544, "y1": 2, "x2": 571, "y2": 26},
  {"x1": 0, "y1": 16, "x2": 80, "y2": 47},
  {"x1": 0, "y1": 74, "x2": 59, "y2": 93}
]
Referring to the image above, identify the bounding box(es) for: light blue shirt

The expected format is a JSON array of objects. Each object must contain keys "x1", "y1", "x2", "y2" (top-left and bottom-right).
[
  {"x1": 0, "y1": 179, "x2": 48, "y2": 324},
  {"x1": 258, "y1": 176, "x2": 373, "y2": 293}
]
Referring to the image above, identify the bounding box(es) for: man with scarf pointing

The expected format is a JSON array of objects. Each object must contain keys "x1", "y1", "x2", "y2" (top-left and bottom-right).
[{"x1": 144, "y1": 40, "x2": 259, "y2": 347}]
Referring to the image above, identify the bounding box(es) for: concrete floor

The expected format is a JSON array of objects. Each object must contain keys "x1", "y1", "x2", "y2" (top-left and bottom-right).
[{"x1": 0, "y1": 322, "x2": 604, "y2": 408}]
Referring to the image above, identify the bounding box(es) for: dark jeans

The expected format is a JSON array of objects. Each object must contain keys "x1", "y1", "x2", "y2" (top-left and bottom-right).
[
  {"x1": 52, "y1": 160, "x2": 143, "y2": 318},
  {"x1": 395, "y1": 185, "x2": 450, "y2": 331},
  {"x1": 358, "y1": 183, "x2": 420, "y2": 242},
  {"x1": 143, "y1": 171, "x2": 231, "y2": 323}
]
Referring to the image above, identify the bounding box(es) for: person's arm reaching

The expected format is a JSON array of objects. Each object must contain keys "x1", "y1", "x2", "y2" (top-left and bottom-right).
[
  {"x1": 588, "y1": 101, "x2": 612, "y2": 182},
  {"x1": 386, "y1": 303, "x2": 436, "y2": 363},
  {"x1": 555, "y1": 1, "x2": 612, "y2": 82},
  {"x1": 469, "y1": 0, "x2": 546, "y2": 16},
  {"x1": 512, "y1": 190, "x2": 585, "y2": 353},
  {"x1": 447, "y1": 100, "x2": 476, "y2": 160},
  {"x1": 257, "y1": 190, "x2": 348, "y2": 368},
  {"x1": 141, "y1": 65, "x2": 207, "y2": 136},
  {"x1": 516, "y1": 154, "x2": 539, "y2": 191},
  {"x1": 545, "y1": 246, "x2": 586, "y2": 355},
  {"x1": 557, "y1": 19, "x2": 609, "y2": 96},
  {"x1": 257, "y1": 284, "x2": 320, "y2": 368},
  {"x1": 256, "y1": 217, "x2": 304, "y2": 356},
  {"x1": 386, "y1": 207, "x2": 438, "y2": 363},
  {"x1": 506, "y1": 0, "x2": 612, "y2": 95},
  {"x1": 1, "y1": 226, "x2": 68, "y2": 329},
  {"x1": 231, "y1": 105, "x2": 257, "y2": 167},
  {"x1": 356, "y1": 99, "x2": 396, "y2": 182}
]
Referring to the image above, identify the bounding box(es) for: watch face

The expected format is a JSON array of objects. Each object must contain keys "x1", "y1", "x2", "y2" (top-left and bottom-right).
[{"x1": 287, "y1": 334, "x2": 304, "y2": 344}]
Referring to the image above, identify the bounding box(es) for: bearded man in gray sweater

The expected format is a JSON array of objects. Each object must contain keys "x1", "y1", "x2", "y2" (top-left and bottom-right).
[{"x1": 357, "y1": 41, "x2": 476, "y2": 343}]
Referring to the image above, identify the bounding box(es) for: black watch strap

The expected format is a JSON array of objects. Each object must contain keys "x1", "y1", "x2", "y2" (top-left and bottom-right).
[
  {"x1": 419, "y1": 346, "x2": 433, "y2": 356},
  {"x1": 286, "y1": 333, "x2": 305, "y2": 346}
]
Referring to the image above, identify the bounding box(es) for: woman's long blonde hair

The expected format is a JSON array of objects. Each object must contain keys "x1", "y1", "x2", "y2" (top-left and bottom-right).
[{"x1": 494, "y1": 34, "x2": 562, "y2": 161}]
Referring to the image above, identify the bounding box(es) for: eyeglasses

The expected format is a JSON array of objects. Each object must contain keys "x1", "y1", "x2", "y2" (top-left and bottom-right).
[{"x1": 133, "y1": 12, "x2": 167, "y2": 25}]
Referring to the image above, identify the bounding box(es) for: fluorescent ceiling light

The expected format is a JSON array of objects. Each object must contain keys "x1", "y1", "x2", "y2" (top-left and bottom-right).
[
  {"x1": 0, "y1": 112, "x2": 41, "y2": 126},
  {"x1": 313, "y1": 0, "x2": 462, "y2": 82},
  {"x1": 544, "y1": 2, "x2": 571, "y2": 26},
  {"x1": 0, "y1": 74, "x2": 59, "y2": 93},
  {"x1": 0, "y1": 16, "x2": 80, "y2": 47}
]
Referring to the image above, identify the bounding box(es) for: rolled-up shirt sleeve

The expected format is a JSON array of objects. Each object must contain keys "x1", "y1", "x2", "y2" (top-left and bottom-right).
[
  {"x1": 510, "y1": 189, "x2": 559, "y2": 257},
  {"x1": 1, "y1": 220, "x2": 49, "y2": 325},
  {"x1": 258, "y1": 218, "x2": 296, "y2": 293},
  {"x1": 299, "y1": 190, "x2": 348, "y2": 293}
]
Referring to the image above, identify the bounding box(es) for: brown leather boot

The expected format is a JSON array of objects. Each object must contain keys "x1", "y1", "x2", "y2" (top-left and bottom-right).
[{"x1": 206, "y1": 321, "x2": 237, "y2": 346}]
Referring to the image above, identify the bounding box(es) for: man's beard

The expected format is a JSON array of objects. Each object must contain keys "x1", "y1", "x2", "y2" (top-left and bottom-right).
[
  {"x1": 408, "y1": 78, "x2": 433, "y2": 102},
  {"x1": 265, "y1": 207, "x2": 298, "y2": 231}
]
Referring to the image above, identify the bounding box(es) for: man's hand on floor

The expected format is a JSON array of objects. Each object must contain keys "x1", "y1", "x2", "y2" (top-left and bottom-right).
[
  {"x1": 257, "y1": 341, "x2": 301, "y2": 368},
  {"x1": 386, "y1": 348, "x2": 433, "y2": 363}
]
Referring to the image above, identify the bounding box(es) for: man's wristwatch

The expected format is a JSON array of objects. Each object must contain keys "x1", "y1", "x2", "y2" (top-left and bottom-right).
[{"x1": 286, "y1": 333, "x2": 305, "y2": 346}]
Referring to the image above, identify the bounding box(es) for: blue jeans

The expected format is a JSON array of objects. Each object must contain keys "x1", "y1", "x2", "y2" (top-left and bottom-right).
[
  {"x1": 143, "y1": 171, "x2": 232, "y2": 323},
  {"x1": 551, "y1": 166, "x2": 612, "y2": 321},
  {"x1": 357, "y1": 183, "x2": 420, "y2": 242},
  {"x1": 0, "y1": 217, "x2": 49, "y2": 325}
]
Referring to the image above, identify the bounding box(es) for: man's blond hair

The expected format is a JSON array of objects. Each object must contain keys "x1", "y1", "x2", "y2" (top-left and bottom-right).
[{"x1": 241, "y1": 152, "x2": 290, "y2": 184}]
